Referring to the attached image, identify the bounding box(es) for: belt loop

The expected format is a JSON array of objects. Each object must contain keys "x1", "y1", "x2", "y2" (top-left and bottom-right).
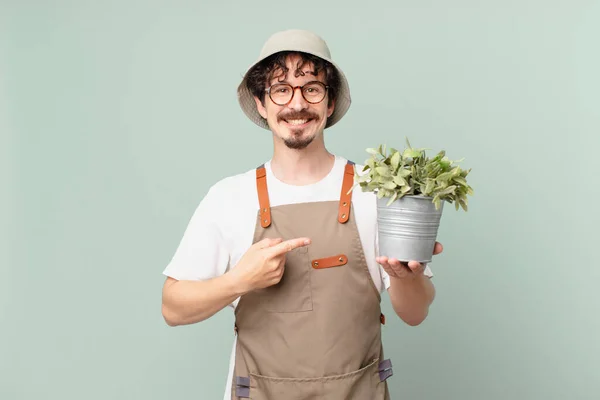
[
  {"x1": 378, "y1": 359, "x2": 393, "y2": 381},
  {"x1": 235, "y1": 376, "x2": 250, "y2": 398}
]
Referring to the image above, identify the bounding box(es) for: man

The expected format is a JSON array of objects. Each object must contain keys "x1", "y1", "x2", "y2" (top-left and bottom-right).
[{"x1": 161, "y1": 29, "x2": 442, "y2": 399}]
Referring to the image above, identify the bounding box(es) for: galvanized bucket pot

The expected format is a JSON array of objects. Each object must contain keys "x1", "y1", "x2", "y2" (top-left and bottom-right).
[{"x1": 376, "y1": 195, "x2": 444, "y2": 263}]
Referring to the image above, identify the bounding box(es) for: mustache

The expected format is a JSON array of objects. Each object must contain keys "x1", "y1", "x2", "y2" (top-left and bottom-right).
[{"x1": 277, "y1": 110, "x2": 319, "y2": 122}]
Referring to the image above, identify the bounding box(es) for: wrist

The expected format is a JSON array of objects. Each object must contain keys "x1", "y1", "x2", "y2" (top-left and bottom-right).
[{"x1": 224, "y1": 267, "x2": 251, "y2": 297}]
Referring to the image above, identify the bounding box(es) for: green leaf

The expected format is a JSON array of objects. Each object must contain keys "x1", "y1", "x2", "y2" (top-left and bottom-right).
[
  {"x1": 439, "y1": 157, "x2": 451, "y2": 169},
  {"x1": 390, "y1": 151, "x2": 401, "y2": 170},
  {"x1": 375, "y1": 166, "x2": 391, "y2": 177},
  {"x1": 367, "y1": 181, "x2": 379, "y2": 191},
  {"x1": 436, "y1": 171, "x2": 454, "y2": 182},
  {"x1": 433, "y1": 195, "x2": 442, "y2": 210},
  {"x1": 434, "y1": 185, "x2": 457, "y2": 197},
  {"x1": 386, "y1": 191, "x2": 399, "y2": 206},
  {"x1": 431, "y1": 163, "x2": 442, "y2": 177},
  {"x1": 453, "y1": 177, "x2": 468, "y2": 186},
  {"x1": 424, "y1": 179, "x2": 435, "y2": 195},
  {"x1": 356, "y1": 173, "x2": 370, "y2": 183},
  {"x1": 398, "y1": 168, "x2": 411, "y2": 178},
  {"x1": 403, "y1": 148, "x2": 422, "y2": 159},
  {"x1": 393, "y1": 175, "x2": 407, "y2": 186},
  {"x1": 347, "y1": 183, "x2": 359, "y2": 195},
  {"x1": 383, "y1": 181, "x2": 397, "y2": 190}
]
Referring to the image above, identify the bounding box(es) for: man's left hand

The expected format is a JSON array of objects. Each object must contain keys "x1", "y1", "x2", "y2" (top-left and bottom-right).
[{"x1": 376, "y1": 242, "x2": 443, "y2": 279}]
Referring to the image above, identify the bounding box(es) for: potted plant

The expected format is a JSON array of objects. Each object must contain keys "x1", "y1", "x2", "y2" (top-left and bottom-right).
[{"x1": 351, "y1": 138, "x2": 474, "y2": 263}]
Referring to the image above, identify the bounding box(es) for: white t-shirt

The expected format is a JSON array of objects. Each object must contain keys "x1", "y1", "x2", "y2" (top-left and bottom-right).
[{"x1": 162, "y1": 155, "x2": 433, "y2": 399}]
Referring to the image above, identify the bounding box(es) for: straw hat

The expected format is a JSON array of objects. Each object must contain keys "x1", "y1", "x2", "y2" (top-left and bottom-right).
[{"x1": 237, "y1": 29, "x2": 351, "y2": 130}]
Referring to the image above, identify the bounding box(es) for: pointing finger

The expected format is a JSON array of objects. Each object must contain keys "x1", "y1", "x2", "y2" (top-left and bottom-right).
[
  {"x1": 269, "y1": 237, "x2": 311, "y2": 256},
  {"x1": 255, "y1": 237, "x2": 283, "y2": 249}
]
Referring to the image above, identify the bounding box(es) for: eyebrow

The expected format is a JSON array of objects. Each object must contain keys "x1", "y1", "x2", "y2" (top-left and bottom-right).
[{"x1": 272, "y1": 78, "x2": 324, "y2": 86}]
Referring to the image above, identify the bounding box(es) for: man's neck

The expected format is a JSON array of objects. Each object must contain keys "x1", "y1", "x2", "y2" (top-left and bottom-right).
[{"x1": 270, "y1": 140, "x2": 335, "y2": 186}]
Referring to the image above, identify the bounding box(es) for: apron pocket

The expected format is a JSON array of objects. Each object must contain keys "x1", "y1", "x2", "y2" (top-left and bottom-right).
[
  {"x1": 261, "y1": 246, "x2": 313, "y2": 313},
  {"x1": 246, "y1": 358, "x2": 385, "y2": 400}
]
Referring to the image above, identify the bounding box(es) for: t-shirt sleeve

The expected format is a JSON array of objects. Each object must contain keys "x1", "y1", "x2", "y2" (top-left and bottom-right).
[{"x1": 162, "y1": 185, "x2": 230, "y2": 281}]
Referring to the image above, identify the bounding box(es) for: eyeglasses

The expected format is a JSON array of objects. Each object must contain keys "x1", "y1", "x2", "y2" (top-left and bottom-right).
[{"x1": 265, "y1": 81, "x2": 329, "y2": 106}]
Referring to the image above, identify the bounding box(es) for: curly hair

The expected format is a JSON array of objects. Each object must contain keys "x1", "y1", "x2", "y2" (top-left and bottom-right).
[{"x1": 245, "y1": 51, "x2": 340, "y2": 108}]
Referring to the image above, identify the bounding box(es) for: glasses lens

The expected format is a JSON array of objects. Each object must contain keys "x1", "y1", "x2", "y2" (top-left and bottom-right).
[
  {"x1": 302, "y1": 82, "x2": 326, "y2": 103},
  {"x1": 269, "y1": 84, "x2": 293, "y2": 105},
  {"x1": 268, "y1": 82, "x2": 327, "y2": 105}
]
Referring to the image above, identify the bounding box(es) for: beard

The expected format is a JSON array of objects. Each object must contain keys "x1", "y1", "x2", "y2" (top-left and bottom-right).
[
  {"x1": 283, "y1": 131, "x2": 315, "y2": 149},
  {"x1": 277, "y1": 110, "x2": 320, "y2": 150}
]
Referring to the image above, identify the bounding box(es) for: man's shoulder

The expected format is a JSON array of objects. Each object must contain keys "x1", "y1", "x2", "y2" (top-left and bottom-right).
[
  {"x1": 198, "y1": 165, "x2": 260, "y2": 213},
  {"x1": 207, "y1": 166, "x2": 257, "y2": 196}
]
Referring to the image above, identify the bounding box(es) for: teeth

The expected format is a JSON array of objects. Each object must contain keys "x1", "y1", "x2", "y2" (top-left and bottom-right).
[{"x1": 286, "y1": 119, "x2": 308, "y2": 125}]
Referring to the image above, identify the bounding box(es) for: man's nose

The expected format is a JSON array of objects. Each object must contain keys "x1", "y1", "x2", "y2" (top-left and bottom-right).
[{"x1": 288, "y1": 87, "x2": 308, "y2": 111}]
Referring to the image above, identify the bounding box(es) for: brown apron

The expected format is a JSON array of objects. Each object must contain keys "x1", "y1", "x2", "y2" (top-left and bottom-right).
[{"x1": 232, "y1": 160, "x2": 393, "y2": 399}]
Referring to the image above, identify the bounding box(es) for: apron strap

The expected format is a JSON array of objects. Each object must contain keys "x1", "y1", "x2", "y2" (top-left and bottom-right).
[
  {"x1": 256, "y1": 165, "x2": 271, "y2": 228},
  {"x1": 338, "y1": 160, "x2": 355, "y2": 224},
  {"x1": 257, "y1": 160, "x2": 354, "y2": 227}
]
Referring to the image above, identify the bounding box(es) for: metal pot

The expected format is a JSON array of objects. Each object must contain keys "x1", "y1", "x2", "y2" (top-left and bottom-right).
[{"x1": 376, "y1": 195, "x2": 444, "y2": 263}]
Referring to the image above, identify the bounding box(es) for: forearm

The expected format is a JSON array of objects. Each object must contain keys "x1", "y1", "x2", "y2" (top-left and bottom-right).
[
  {"x1": 161, "y1": 272, "x2": 243, "y2": 326},
  {"x1": 387, "y1": 274, "x2": 435, "y2": 326}
]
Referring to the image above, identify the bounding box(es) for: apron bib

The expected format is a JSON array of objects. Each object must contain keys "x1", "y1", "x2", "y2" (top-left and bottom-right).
[{"x1": 232, "y1": 161, "x2": 393, "y2": 399}]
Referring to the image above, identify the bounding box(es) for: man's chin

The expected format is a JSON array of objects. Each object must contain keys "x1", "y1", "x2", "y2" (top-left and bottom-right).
[
  {"x1": 270, "y1": 119, "x2": 322, "y2": 149},
  {"x1": 283, "y1": 135, "x2": 314, "y2": 150}
]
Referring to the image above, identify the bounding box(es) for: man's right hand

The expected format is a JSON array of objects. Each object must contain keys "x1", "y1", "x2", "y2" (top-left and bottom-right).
[
  {"x1": 162, "y1": 237, "x2": 311, "y2": 327},
  {"x1": 229, "y1": 237, "x2": 311, "y2": 295}
]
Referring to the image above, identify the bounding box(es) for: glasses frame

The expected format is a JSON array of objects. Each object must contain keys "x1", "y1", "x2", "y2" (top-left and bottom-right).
[{"x1": 265, "y1": 80, "x2": 330, "y2": 106}]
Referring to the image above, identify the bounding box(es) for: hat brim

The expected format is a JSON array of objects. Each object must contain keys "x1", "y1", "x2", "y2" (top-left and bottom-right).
[{"x1": 237, "y1": 49, "x2": 351, "y2": 130}]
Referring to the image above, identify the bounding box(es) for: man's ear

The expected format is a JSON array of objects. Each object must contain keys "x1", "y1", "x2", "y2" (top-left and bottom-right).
[
  {"x1": 254, "y1": 96, "x2": 268, "y2": 119},
  {"x1": 327, "y1": 98, "x2": 335, "y2": 118}
]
